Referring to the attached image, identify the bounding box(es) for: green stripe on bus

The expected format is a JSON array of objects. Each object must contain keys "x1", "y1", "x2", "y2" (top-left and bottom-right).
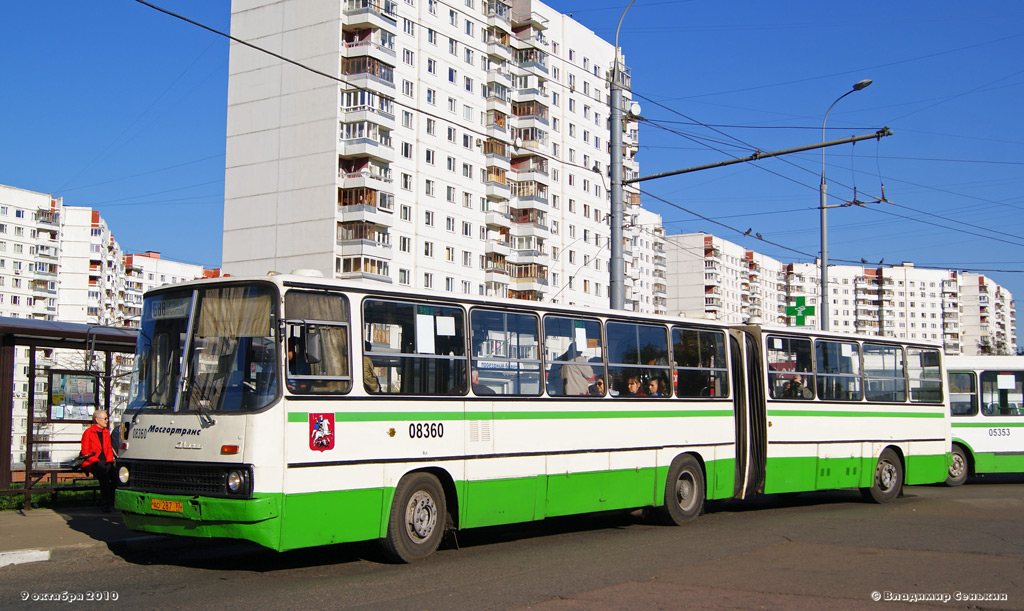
[
  {"x1": 287, "y1": 409, "x2": 734, "y2": 423},
  {"x1": 952, "y1": 421, "x2": 1024, "y2": 428},
  {"x1": 767, "y1": 409, "x2": 945, "y2": 419}
]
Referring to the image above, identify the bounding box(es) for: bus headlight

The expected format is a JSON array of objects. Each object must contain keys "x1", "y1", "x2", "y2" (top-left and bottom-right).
[
  {"x1": 118, "y1": 466, "x2": 130, "y2": 485},
  {"x1": 226, "y1": 470, "x2": 244, "y2": 493}
]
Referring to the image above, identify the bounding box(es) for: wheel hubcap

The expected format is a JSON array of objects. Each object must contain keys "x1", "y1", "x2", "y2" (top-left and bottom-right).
[
  {"x1": 878, "y1": 461, "x2": 897, "y2": 491},
  {"x1": 950, "y1": 454, "x2": 965, "y2": 478},
  {"x1": 676, "y1": 472, "x2": 696, "y2": 511},
  {"x1": 405, "y1": 490, "x2": 437, "y2": 543}
]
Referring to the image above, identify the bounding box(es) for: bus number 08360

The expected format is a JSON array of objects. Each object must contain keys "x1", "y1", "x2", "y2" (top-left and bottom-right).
[{"x1": 409, "y1": 422, "x2": 444, "y2": 439}]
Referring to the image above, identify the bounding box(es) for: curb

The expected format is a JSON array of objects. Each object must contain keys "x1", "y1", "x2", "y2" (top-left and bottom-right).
[{"x1": 0, "y1": 549, "x2": 51, "y2": 568}]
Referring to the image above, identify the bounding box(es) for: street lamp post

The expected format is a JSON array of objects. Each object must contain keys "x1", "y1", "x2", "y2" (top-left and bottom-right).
[
  {"x1": 609, "y1": 0, "x2": 635, "y2": 310},
  {"x1": 819, "y1": 78, "x2": 872, "y2": 331}
]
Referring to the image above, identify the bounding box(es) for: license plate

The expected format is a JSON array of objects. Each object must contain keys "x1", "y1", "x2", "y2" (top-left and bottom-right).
[{"x1": 150, "y1": 498, "x2": 183, "y2": 513}]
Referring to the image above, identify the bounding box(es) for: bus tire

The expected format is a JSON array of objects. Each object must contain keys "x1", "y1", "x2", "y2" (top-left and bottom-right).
[
  {"x1": 861, "y1": 448, "x2": 903, "y2": 503},
  {"x1": 660, "y1": 454, "x2": 705, "y2": 525},
  {"x1": 381, "y1": 472, "x2": 447, "y2": 563},
  {"x1": 944, "y1": 445, "x2": 968, "y2": 487}
]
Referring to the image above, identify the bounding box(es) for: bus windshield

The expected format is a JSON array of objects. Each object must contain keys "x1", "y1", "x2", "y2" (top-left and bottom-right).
[{"x1": 128, "y1": 284, "x2": 279, "y2": 414}]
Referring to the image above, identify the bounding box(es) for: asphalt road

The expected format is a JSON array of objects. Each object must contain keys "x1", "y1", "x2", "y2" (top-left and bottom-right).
[{"x1": 3, "y1": 476, "x2": 1023, "y2": 610}]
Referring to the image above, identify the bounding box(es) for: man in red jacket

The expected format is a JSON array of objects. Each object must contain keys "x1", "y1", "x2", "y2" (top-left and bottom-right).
[{"x1": 80, "y1": 409, "x2": 117, "y2": 512}]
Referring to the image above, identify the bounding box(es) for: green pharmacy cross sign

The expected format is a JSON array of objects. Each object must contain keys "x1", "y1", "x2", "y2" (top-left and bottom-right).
[{"x1": 786, "y1": 297, "x2": 815, "y2": 326}]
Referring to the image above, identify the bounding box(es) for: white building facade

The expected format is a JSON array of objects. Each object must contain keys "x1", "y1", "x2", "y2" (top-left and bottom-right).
[
  {"x1": 665, "y1": 231, "x2": 1016, "y2": 354},
  {"x1": 222, "y1": 0, "x2": 649, "y2": 310},
  {"x1": 0, "y1": 184, "x2": 213, "y2": 465}
]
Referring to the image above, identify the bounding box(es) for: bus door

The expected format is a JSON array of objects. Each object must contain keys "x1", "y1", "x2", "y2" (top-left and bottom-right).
[{"x1": 729, "y1": 329, "x2": 767, "y2": 499}]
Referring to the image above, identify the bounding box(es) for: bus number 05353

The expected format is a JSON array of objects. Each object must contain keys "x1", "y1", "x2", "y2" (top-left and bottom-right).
[{"x1": 409, "y1": 423, "x2": 444, "y2": 439}]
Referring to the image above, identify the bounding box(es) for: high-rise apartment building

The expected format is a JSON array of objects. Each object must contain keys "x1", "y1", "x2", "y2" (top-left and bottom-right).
[
  {"x1": 222, "y1": 0, "x2": 646, "y2": 309},
  {"x1": 666, "y1": 232, "x2": 1016, "y2": 354},
  {"x1": 0, "y1": 184, "x2": 215, "y2": 465},
  {"x1": 959, "y1": 272, "x2": 1017, "y2": 355},
  {"x1": 665, "y1": 233, "x2": 788, "y2": 324}
]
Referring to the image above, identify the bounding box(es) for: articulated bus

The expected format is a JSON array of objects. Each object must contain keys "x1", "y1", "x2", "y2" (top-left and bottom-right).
[
  {"x1": 945, "y1": 355, "x2": 1024, "y2": 486},
  {"x1": 115, "y1": 273, "x2": 950, "y2": 561}
]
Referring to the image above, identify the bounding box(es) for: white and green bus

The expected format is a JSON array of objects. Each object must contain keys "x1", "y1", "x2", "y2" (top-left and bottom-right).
[
  {"x1": 115, "y1": 273, "x2": 950, "y2": 561},
  {"x1": 945, "y1": 355, "x2": 1024, "y2": 486}
]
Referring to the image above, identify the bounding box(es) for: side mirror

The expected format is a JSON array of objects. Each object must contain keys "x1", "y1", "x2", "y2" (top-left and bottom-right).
[{"x1": 305, "y1": 325, "x2": 322, "y2": 365}]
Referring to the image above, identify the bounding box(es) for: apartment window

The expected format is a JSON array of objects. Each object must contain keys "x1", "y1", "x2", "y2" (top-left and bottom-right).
[
  {"x1": 462, "y1": 221, "x2": 472, "y2": 237},
  {"x1": 426, "y1": 88, "x2": 436, "y2": 104},
  {"x1": 465, "y1": 77, "x2": 473, "y2": 92},
  {"x1": 399, "y1": 236, "x2": 411, "y2": 253},
  {"x1": 402, "y1": 80, "x2": 414, "y2": 97},
  {"x1": 424, "y1": 273, "x2": 433, "y2": 288},
  {"x1": 427, "y1": 28, "x2": 437, "y2": 44},
  {"x1": 465, "y1": 21, "x2": 473, "y2": 37},
  {"x1": 403, "y1": 49, "x2": 414, "y2": 65},
  {"x1": 425, "y1": 180, "x2": 435, "y2": 197},
  {"x1": 426, "y1": 118, "x2": 436, "y2": 135},
  {"x1": 449, "y1": 9, "x2": 458, "y2": 25},
  {"x1": 462, "y1": 163, "x2": 472, "y2": 177},
  {"x1": 427, "y1": 58, "x2": 437, "y2": 74},
  {"x1": 449, "y1": 38, "x2": 458, "y2": 55},
  {"x1": 447, "y1": 127, "x2": 457, "y2": 142},
  {"x1": 464, "y1": 48, "x2": 473, "y2": 64},
  {"x1": 447, "y1": 186, "x2": 456, "y2": 202},
  {"x1": 402, "y1": 110, "x2": 413, "y2": 127},
  {"x1": 424, "y1": 242, "x2": 434, "y2": 257},
  {"x1": 403, "y1": 19, "x2": 414, "y2": 35},
  {"x1": 399, "y1": 269, "x2": 411, "y2": 285},
  {"x1": 446, "y1": 247, "x2": 455, "y2": 263},
  {"x1": 401, "y1": 142, "x2": 413, "y2": 158},
  {"x1": 401, "y1": 173, "x2": 413, "y2": 190},
  {"x1": 400, "y1": 205, "x2": 412, "y2": 220},
  {"x1": 449, "y1": 67, "x2": 457, "y2": 83},
  {"x1": 448, "y1": 97, "x2": 457, "y2": 113}
]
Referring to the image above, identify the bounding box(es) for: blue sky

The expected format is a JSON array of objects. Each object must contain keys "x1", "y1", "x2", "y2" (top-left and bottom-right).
[{"x1": 2, "y1": 1, "x2": 1022, "y2": 326}]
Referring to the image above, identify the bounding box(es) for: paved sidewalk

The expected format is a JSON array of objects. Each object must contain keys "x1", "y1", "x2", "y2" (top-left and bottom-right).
[{"x1": 0, "y1": 507, "x2": 150, "y2": 567}]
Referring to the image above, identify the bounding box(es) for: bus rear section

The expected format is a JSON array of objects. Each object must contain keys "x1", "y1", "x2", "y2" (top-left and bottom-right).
[{"x1": 945, "y1": 356, "x2": 1024, "y2": 485}]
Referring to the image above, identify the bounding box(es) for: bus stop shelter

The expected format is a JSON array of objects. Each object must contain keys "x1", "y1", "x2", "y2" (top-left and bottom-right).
[{"x1": 0, "y1": 317, "x2": 137, "y2": 509}]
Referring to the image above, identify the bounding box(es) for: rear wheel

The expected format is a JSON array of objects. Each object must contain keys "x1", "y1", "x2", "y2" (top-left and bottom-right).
[
  {"x1": 944, "y1": 445, "x2": 968, "y2": 487},
  {"x1": 659, "y1": 454, "x2": 705, "y2": 525},
  {"x1": 380, "y1": 472, "x2": 447, "y2": 563},
  {"x1": 861, "y1": 448, "x2": 903, "y2": 503}
]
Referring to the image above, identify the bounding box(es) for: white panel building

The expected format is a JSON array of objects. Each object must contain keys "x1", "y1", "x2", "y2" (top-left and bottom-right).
[{"x1": 222, "y1": 0, "x2": 655, "y2": 309}]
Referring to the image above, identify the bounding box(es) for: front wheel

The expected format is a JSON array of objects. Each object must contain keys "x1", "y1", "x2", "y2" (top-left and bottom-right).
[
  {"x1": 381, "y1": 472, "x2": 447, "y2": 563},
  {"x1": 944, "y1": 445, "x2": 968, "y2": 487},
  {"x1": 659, "y1": 454, "x2": 705, "y2": 525},
  {"x1": 861, "y1": 448, "x2": 903, "y2": 503}
]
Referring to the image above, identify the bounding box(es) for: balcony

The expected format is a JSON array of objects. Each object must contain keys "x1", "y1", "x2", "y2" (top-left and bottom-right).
[
  {"x1": 339, "y1": 134, "x2": 394, "y2": 163},
  {"x1": 343, "y1": 0, "x2": 398, "y2": 29},
  {"x1": 342, "y1": 39, "x2": 396, "y2": 64}
]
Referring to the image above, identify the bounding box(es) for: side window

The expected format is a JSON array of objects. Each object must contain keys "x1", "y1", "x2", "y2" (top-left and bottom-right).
[
  {"x1": 606, "y1": 321, "x2": 670, "y2": 398},
  {"x1": 814, "y1": 340, "x2": 861, "y2": 401},
  {"x1": 470, "y1": 309, "x2": 541, "y2": 396},
  {"x1": 766, "y1": 335, "x2": 814, "y2": 400},
  {"x1": 863, "y1": 343, "x2": 906, "y2": 402},
  {"x1": 948, "y1": 372, "x2": 977, "y2": 416},
  {"x1": 979, "y1": 371, "x2": 1024, "y2": 416},
  {"x1": 544, "y1": 315, "x2": 604, "y2": 396},
  {"x1": 362, "y1": 299, "x2": 466, "y2": 395},
  {"x1": 908, "y1": 348, "x2": 943, "y2": 403},
  {"x1": 284, "y1": 291, "x2": 352, "y2": 394},
  {"x1": 672, "y1": 327, "x2": 728, "y2": 398}
]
